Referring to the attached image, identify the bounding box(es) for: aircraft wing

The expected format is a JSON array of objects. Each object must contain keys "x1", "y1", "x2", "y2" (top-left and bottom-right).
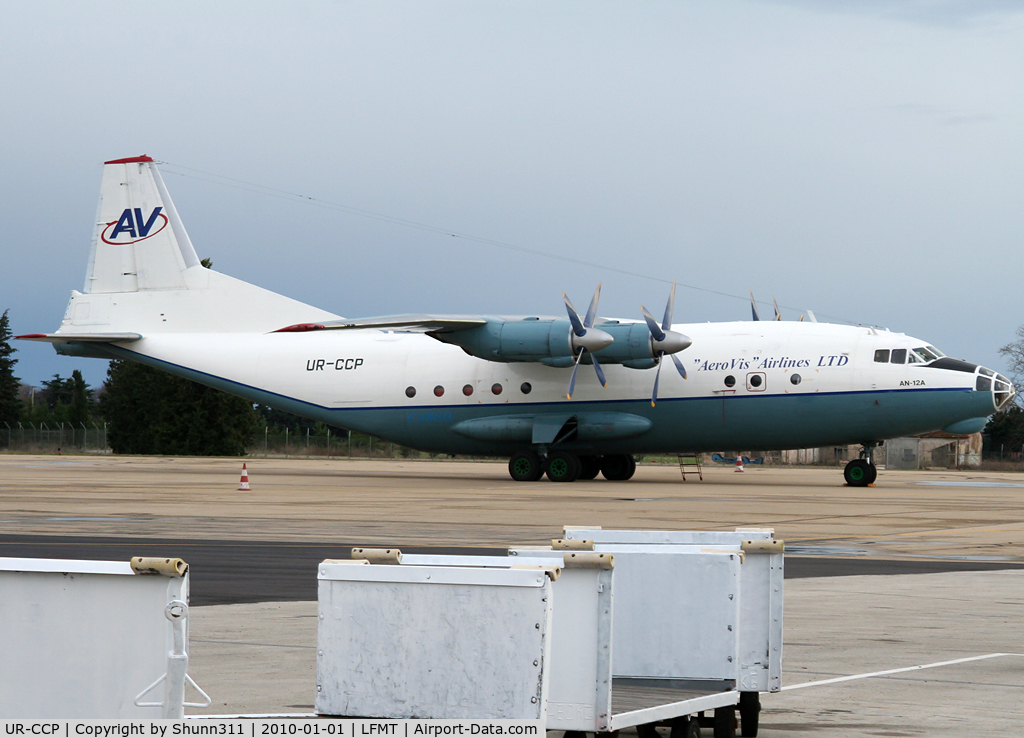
[
  {"x1": 16, "y1": 333, "x2": 143, "y2": 343},
  {"x1": 273, "y1": 315, "x2": 489, "y2": 335}
]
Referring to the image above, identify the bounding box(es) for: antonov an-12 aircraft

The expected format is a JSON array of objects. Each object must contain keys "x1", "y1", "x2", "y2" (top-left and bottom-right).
[{"x1": 19, "y1": 156, "x2": 1015, "y2": 485}]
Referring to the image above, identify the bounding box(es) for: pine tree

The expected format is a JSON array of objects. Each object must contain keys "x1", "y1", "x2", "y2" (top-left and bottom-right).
[
  {"x1": 0, "y1": 310, "x2": 21, "y2": 427},
  {"x1": 69, "y1": 369, "x2": 90, "y2": 426}
]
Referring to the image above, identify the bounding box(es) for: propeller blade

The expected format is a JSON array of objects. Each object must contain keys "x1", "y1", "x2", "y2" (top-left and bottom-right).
[
  {"x1": 750, "y1": 290, "x2": 761, "y2": 321},
  {"x1": 651, "y1": 354, "x2": 663, "y2": 407},
  {"x1": 662, "y1": 280, "x2": 677, "y2": 332},
  {"x1": 566, "y1": 349, "x2": 585, "y2": 399},
  {"x1": 641, "y1": 305, "x2": 667, "y2": 342},
  {"x1": 563, "y1": 293, "x2": 586, "y2": 337},
  {"x1": 773, "y1": 297, "x2": 782, "y2": 321},
  {"x1": 592, "y1": 353, "x2": 607, "y2": 388},
  {"x1": 671, "y1": 352, "x2": 687, "y2": 380},
  {"x1": 584, "y1": 283, "x2": 602, "y2": 329}
]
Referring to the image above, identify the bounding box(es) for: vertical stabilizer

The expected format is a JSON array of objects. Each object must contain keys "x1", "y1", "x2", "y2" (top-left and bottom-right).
[{"x1": 85, "y1": 155, "x2": 200, "y2": 293}]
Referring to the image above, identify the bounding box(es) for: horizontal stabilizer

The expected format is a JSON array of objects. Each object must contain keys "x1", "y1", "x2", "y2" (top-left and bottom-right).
[{"x1": 17, "y1": 332, "x2": 142, "y2": 343}]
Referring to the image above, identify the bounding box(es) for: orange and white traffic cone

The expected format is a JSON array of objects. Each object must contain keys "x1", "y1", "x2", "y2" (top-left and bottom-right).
[
  {"x1": 735, "y1": 456, "x2": 744, "y2": 473},
  {"x1": 238, "y1": 463, "x2": 251, "y2": 491}
]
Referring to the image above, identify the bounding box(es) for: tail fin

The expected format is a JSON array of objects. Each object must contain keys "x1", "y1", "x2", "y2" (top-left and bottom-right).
[
  {"x1": 55, "y1": 156, "x2": 339, "y2": 336},
  {"x1": 86, "y1": 155, "x2": 200, "y2": 293}
]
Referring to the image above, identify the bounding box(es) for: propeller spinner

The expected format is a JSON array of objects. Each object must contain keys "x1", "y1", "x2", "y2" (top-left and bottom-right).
[
  {"x1": 640, "y1": 281, "x2": 692, "y2": 407},
  {"x1": 564, "y1": 284, "x2": 613, "y2": 399}
]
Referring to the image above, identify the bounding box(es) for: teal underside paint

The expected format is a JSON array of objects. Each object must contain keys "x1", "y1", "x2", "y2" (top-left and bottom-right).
[{"x1": 103, "y1": 346, "x2": 993, "y2": 456}]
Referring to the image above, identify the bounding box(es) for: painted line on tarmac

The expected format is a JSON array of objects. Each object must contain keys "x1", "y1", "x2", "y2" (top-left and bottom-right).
[
  {"x1": 781, "y1": 653, "x2": 1024, "y2": 691},
  {"x1": 918, "y1": 481, "x2": 1024, "y2": 488}
]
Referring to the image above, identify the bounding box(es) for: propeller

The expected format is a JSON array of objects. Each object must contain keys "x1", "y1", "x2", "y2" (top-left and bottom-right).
[
  {"x1": 750, "y1": 290, "x2": 761, "y2": 321},
  {"x1": 564, "y1": 284, "x2": 613, "y2": 399},
  {"x1": 640, "y1": 281, "x2": 692, "y2": 406},
  {"x1": 773, "y1": 297, "x2": 782, "y2": 321}
]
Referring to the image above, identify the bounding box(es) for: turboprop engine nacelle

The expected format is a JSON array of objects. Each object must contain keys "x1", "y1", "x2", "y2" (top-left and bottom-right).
[{"x1": 433, "y1": 318, "x2": 690, "y2": 369}]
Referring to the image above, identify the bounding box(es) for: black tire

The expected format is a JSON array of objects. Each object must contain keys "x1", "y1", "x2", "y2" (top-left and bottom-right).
[
  {"x1": 578, "y1": 456, "x2": 601, "y2": 480},
  {"x1": 600, "y1": 454, "x2": 637, "y2": 481},
  {"x1": 713, "y1": 706, "x2": 736, "y2": 738},
  {"x1": 865, "y1": 462, "x2": 878, "y2": 485},
  {"x1": 669, "y1": 717, "x2": 699, "y2": 738},
  {"x1": 508, "y1": 451, "x2": 543, "y2": 482},
  {"x1": 546, "y1": 451, "x2": 582, "y2": 482},
  {"x1": 637, "y1": 724, "x2": 659, "y2": 738},
  {"x1": 739, "y1": 692, "x2": 760, "y2": 737},
  {"x1": 844, "y1": 458, "x2": 872, "y2": 487}
]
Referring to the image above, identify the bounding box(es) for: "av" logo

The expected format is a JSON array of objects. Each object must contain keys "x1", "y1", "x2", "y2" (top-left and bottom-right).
[{"x1": 102, "y1": 207, "x2": 168, "y2": 244}]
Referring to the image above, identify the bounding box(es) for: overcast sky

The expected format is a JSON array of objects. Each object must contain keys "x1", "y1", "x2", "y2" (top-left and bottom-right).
[{"x1": 2, "y1": 1, "x2": 1022, "y2": 392}]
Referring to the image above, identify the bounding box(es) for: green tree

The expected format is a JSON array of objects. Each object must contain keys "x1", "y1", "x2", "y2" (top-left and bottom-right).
[
  {"x1": 69, "y1": 369, "x2": 90, "y2": 426},
  {"x1": 984, "y1": 406, "x2": 1024, "y2": 458},
  {"x1": 101, "y1": 360, "x2": 261, "y2": 456},
  {"x1": 39, "y1": 374, "x2": 75, "y2": 412},
  {"x1": 0, "y1": 310, "x2": 20, "y2": 427}
]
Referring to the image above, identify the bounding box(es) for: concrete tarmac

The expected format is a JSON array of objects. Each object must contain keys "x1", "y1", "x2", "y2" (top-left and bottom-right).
[{"x1": 2, "y1": 454, "x2": 1023, "y2": 734}]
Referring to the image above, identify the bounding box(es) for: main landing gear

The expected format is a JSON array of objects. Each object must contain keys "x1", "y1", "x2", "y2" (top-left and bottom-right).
[
  {"x1": 507, "y1": 450, "x2": 636, "y2": 482},
  {"x1": 843, "y1": 443, "x2": 879, "y2": 487}
]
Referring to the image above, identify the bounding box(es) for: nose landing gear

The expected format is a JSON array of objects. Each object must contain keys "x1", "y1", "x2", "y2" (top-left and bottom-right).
[{"x1": 843, "y1": 443, "x2": 879, "y2": 487}]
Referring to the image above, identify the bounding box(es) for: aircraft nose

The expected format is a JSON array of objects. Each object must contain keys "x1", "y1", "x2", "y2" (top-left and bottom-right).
[{"x1": 977, "y1": 367, "x2": 1015, "y2": 410}]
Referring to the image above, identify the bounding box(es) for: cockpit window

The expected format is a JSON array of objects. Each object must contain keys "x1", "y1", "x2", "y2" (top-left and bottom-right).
[
  {"x1": 891, "y1": 348, "x2": 907, "y2": 364},
  {"x1": 907, "y1": 352, "x2": 922, "y2": 364},
  {"x1": 913, "y1": 346, "x2": 940, "y2": 362},
  {"x1": 874, "y1": 349, "x2": 890, "y2": 363},
  {"x1": 926, "y1": 345, "x2": 944, "y2": 358}
]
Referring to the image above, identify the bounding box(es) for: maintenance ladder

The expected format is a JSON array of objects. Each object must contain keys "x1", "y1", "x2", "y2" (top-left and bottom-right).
[{"x1": 677, "y1": 453, "x2": 703, "y2": 481}]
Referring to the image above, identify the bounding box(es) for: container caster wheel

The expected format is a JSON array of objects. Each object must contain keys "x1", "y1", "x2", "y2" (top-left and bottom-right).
[{"x1": 739, "y1": 692, "x2": 760, "y2": 737}]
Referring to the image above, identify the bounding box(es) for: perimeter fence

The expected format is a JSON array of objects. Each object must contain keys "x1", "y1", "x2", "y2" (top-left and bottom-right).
[
  {"x1": 0, "y1": 423, "x2": 430, "y2": 460},
  {"x1": 1, "y1": 422, "x2": 109, "y2": 454}
]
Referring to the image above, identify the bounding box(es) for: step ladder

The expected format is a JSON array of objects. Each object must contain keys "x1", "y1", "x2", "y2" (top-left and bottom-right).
[{"x1": 677, "y1": 453, "x2": 703, "y2": 481}]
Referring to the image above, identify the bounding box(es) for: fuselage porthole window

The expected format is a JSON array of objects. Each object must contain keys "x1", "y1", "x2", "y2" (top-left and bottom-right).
[
  {"x1": 520, "y1": 382, "x2": 532, "y2": 395},
  {"x1": 405, "y1": 386, "x2": 416, "y2": 398},
  {"x1": 874, "y1": 349, "x2": 890, "y2": 363},
  {"x1": 462, "y1": 384, "x2": 474, "y2": 396},
  {"x1": 791, "y1": 373, "x2": 801, "y2": 385},
  {"x1": 491, "y1": 383, "x2": 503, "y2": 395},
  {"x1": 750, "y1": 374, "x2": 763, "y2": 388},
  {"x1": 891, "y1": 348, "x2": 907, "y2": 364},
  {"x1": 433, "y1": 385, "x2": 444, "y2": 397},
  {"x1": 724, "y1": 375, "x2": 736, "y2": 388}
]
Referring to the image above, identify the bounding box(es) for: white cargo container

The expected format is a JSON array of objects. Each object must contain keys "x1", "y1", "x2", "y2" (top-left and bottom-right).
[
  {"x1": 316, "y1": 534, "x2": 778, "y2": 737},
  {"x1": 513, "y1": 526, "x2": 785, "y2": 736},
  {"x1": 0, "y1": 556, "x2": 207, "y2": 719}
]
